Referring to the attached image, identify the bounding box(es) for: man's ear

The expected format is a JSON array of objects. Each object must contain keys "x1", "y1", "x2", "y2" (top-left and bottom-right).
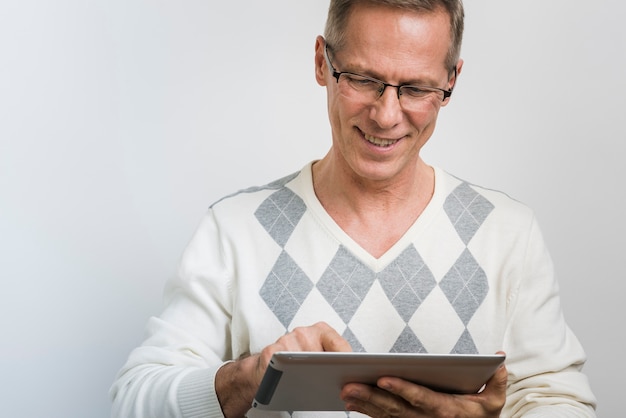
[
  {"x1": 442, "y1": 59, "x2": 463, "y2": 106},
  {"x1": 314, "y1": 36, "x2": 327, "y2": 87},
  {"x1": 450, "y1": 59, "x2": 463, "y2": 90}
]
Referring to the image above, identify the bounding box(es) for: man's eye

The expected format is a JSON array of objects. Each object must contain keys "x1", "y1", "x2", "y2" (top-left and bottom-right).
[
  {"x1": 402, "y1": 86, "x2": 431, "y2": 97},
  {"x1": 345, "y1": 74, "x2": 378, "y2": 88}
]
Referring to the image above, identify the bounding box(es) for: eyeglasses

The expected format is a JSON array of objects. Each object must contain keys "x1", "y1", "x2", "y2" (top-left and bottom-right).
[{"x1": 324, "y1": 43, "x2": 454, "y2": 111}]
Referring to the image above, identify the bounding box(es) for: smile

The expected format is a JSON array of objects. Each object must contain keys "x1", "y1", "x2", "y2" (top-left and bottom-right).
[{"x1": 364, "y1": 133, "x2": 399, "y2": 147}]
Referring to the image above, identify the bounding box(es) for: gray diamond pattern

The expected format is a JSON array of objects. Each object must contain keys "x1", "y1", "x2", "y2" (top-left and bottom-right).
[
  {"x1": 254, "y1": 187, "x2": 306, "y2": 247},
  {"x1": 444, "y1": 182, "x2": 495, "y2": 244},
  {"x1": 451, "y1": 329, "x2": 479, "y2": 354},
  {"x1": 259, "y1": 251, "x2": 313, "y2": 328},
  {"x1": 317, "y1": 246, "x2": 376, "y2": 324},
  {"x1": 440, "y1": 249, "x2": 489, "y2": 325},
  {"x1": 379, "y1": 246, "x2": 436, "y2": 322},
  {"x1": 343, "y1": 327, "x2": 366, "y2": 353},
  {"x1": 256, "y1": 181, "x2": 495, "y2": 354},
  {"x1": 391, "y1": 327, "x2": 427, "y2": 353}
]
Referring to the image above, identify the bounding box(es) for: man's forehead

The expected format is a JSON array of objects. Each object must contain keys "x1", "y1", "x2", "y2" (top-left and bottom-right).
[{"x1": 339, "y1": 4, "x2": 452, "y2": 72}]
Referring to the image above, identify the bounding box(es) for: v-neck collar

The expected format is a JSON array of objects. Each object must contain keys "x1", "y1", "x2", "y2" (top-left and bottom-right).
[{"x1": 295, "y1": 161, "x2": 447, "y2": 272}]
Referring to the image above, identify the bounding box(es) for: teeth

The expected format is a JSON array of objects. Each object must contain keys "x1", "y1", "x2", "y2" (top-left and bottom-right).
[{"x1": 364, "y1": 134, "x2": 398, "y2": 147}]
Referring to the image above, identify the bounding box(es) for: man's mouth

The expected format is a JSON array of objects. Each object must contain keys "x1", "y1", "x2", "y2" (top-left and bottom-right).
[{"x1": 364, "y1": 133, "x2": 399, "y2": 147}]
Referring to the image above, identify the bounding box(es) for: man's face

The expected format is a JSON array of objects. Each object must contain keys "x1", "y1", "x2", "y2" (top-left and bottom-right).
[{"x1": 315, "y1": 4, "x2": 458, "y2": 185}]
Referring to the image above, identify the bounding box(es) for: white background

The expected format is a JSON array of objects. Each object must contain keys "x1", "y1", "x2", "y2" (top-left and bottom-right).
[{"x1": 0, "y1": 1, "x2": 623, "y2": 416}]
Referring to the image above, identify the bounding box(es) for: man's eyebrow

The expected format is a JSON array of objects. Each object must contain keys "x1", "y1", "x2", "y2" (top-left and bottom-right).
[
  {"x1": 366, "y1": 69, "x2": 442, "y2": 87},
  {"x1": 343, "y1": 65, "x2": 427, "y2": 85},
  {"x1": 336, "y1": 53, "x2": 445, "y2": 86}
]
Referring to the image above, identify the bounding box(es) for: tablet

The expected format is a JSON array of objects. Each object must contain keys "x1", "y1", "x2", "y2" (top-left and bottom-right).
[{"x1": 252, "y1": 351, "x2": 505, "y2": 411}]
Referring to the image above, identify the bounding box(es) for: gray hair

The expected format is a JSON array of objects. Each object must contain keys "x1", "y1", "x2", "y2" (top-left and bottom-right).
[{"x1": 324, "y1": 0, "x2": 464, "y2": 72}]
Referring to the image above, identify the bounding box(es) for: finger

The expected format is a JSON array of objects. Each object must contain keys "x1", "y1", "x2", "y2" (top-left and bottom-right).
[
  {"x1": 271, "y1": 322, "x2": 351, "y2": 352},
  {"x1": 484, "y1": 362, "x2": 508, "y2": 394},
  {"x1": 271, "y1": 325, "x2": 322, "y2": 351},
  {"x1": 314, "y1": 322, "x2": 353, "y2": 352},
  {"x1": 376, "y1": 376, "x2": 438, "y2": 411},
  {"x1": 342, "y1": 382, "x2": 434, "y2": 418},
  {"x1": 477, "y1": 356, "x2": 508, "y2": 413},
  {"x1": 344, "y1": 396, "x2": 389, "y2": 418},
  {"x1": 342, "y1": 383, "x2": 405, "y2": 418}
]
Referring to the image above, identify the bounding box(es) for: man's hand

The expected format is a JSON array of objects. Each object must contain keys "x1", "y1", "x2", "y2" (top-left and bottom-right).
[
  {"x1": 340, "y1": 353, "x2": 508, "y2": 418},
  {"x1": 216, "y1": 322, "x2": 352, "y2": 418}
]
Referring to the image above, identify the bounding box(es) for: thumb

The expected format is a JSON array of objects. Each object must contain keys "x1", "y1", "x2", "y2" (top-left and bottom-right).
[{"x1": 482, "y1": 352, "x2": 508, "y2": 397}]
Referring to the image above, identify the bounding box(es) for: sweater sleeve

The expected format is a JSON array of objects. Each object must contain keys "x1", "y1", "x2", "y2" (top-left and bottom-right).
[
  {"x1": 502, "y1": 216, "x2": 597, "y2": 417},
  {"x1": 110, "y1": 210, "x2": 233, "y2": 418}
]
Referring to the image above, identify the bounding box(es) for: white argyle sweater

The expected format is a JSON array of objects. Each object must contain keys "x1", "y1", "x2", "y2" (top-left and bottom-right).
[{"x1": 111, "y1": 162, "x2": 596, "y2": 418}]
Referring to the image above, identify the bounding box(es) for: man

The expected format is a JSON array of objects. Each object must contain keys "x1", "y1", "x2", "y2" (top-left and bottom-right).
[{"x1": 111, "y1": 1, "x2": 597, "y2": 417}]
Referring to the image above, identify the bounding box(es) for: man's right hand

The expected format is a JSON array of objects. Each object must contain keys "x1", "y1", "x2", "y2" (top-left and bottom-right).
[{"x1": 215, "y1": 321, "x2": 352, "y2": 418}]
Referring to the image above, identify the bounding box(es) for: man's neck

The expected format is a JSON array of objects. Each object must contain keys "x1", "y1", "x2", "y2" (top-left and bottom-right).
[{"x1": 311, "y1": 154, "x2": 435, "y2": 258}]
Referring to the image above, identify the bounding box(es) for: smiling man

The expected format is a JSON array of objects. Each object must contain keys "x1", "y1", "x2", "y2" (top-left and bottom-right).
[
  {"x1": 111, "y1": 1, "x2": 597, "y2": 417},
  {"x1": 312, "y1": 3, "x2": 459, "y2": 259}
]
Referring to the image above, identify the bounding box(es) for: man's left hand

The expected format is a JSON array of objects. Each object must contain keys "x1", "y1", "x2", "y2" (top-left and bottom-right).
[{"x1": 340, "y1": 356, "x2": 507, "y2": 418}]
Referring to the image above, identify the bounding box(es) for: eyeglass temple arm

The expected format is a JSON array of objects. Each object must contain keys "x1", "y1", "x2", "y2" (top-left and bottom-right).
[{"x1": 446, "y1": 67, "x2": 458, "y2": 95}]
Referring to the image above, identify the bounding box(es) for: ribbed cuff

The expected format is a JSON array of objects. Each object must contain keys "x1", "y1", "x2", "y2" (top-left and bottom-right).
[{"x1": 178, "y1": 366, "x2": 225, "y2": 418}]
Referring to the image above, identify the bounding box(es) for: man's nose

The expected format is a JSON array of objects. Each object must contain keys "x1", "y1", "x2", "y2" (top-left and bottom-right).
[{"x1": 370, "y1": 85, "x2": 404, "y2": 128}]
